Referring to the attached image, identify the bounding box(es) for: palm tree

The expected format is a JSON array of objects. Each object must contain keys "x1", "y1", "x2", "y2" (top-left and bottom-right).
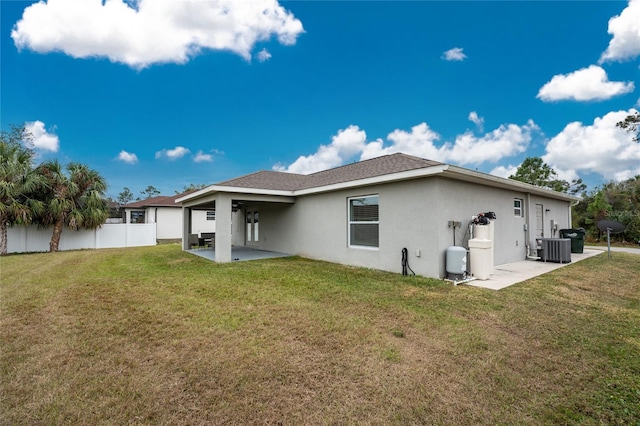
[
  {"x1": 36, "y1": 160, "x2": 109, "y2": 252},
  {"x1": 0, "y1": 127, "x2": 45, "y2": 255}
]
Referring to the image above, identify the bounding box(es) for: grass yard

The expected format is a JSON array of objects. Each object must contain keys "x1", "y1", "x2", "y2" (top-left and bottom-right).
[{"x1": 1, "y1": 245, "x2": 639, "y2": 425}]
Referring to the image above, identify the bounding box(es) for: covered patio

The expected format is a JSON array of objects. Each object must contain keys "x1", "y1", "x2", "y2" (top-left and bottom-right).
[
  {"x1": 187, "y1": 246, "x2": 291, "y2": 262},
  {"x1": 177, "y1": 188, "x2": 296, "y2": 263}
]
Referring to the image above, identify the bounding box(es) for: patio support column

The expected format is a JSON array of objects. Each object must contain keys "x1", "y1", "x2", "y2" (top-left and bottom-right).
[
  {"x1": 182, "y1": 206, "x2": 191, "y2": 251},
  {"x1": 215, "y1": 193, "x2": 232, "y2": 262}
]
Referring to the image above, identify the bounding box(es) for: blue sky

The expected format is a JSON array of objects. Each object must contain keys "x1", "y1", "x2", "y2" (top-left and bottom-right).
[{"x1": 2, "y1": 0, "x2": 639, "y2": 199}]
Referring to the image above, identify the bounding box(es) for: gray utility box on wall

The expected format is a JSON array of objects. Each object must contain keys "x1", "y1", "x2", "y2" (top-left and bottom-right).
[{"x1": 539, "y1": 238, "x2": 571, "y2": 263}]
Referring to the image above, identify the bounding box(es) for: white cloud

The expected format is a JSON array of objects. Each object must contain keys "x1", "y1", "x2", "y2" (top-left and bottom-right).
[
  {"x1": 24, "y1": 120, "x2": 59, "y2": 152},
  {"x1": 275, "y1": 119, "x2": 539, "y2": 173},
  {"x1": 194, "y1": 150, "x2": 213, "y2": 163},
  {"x1": 537, "y1": 65, "x2": 634, "y2": 102},
  {"x1": 256, "y1": 48, "x2": 272, "y2": 62},
  {"x1": 274, "y1": 125, "x2": 367, "y2": 174},
  {"x1": 360, "y1": 123, "x2": 443, "y2": 161},
  {"x1": 361, "y1": 121, "x2": 537, "y2": 165},
  {"x1": 599, "y1": 0, "x2": 640, "y2": 63},
  {"x1": 11, "y1": 0, "x2": 304, "y2": 69},
  {"x1": 117, "y1": 150, "x2": 138, "y2": 164},
  {"x1": 543, "y1": 109, "x2": 640, "y2": 182},
  {"x1": 155, "y1": 146, "x2": 190, "y2": 160},
  {"x1": 468, "y1": 111, "x2": 484, "y2": 131},
  {"x1": 442, "y1": 47, "x2": 466, "y2": 61},
  {"x1": 489, "y1": 164, "x2": 519, "y2": 179},
  {"x1": 445, "y1": 120, "x2": 538, "y2": 164}
]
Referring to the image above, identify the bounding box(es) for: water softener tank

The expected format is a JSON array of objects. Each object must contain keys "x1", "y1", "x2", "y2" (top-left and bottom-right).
[{"x1": 446, "y1": 246, "x2": 467, "y2": 280}]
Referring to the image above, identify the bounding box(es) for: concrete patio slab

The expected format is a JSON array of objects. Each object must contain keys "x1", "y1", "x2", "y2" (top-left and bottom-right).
[
  {"x1": 464, "y1": 248, "x2": 603, "y2": 290},
  {"x1": 187, "y1": 246, "x2": 291, "y2": 262}
]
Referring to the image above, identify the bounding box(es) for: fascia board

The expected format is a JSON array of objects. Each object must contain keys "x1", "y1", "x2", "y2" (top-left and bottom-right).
[
  {"x1": 176, "y1": 185, "x2": 295, "y2": 204},
  {"x1": 443, "y1": 166, "x2": 581, "y2": 202},
  {"x1": 175, "y1": 185, "x2": 217, "y2": 203}
]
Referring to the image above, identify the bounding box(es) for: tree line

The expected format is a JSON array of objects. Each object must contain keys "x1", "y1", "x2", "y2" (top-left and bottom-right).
[
  {"x1": 1, "y1": 126, "x2": 109, "y2": 255},
  {"x1": 509, "y1": 112, "x2": 639, "y2": 244},
  {"x1": 510, "y1": 157, "x2": 640, "y2": 245},
  {"x1": 3, "y1": 113, "x2": 639, "y2": 254},
  {"x1": 115, "y1": 183, "x2": 207, "y2": 205}
]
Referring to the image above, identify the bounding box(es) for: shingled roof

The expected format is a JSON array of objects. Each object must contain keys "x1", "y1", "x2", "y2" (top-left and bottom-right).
[
  {"x1": 217, "y1": 153, "x2": 443, "y2": 191},
  {"x1": 124, "y1": 191, "x2": 195, "y2": 208}
]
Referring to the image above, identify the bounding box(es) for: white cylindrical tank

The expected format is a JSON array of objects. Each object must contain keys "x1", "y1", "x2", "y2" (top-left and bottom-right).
[
  {"x1": 446, "y1": 246, "x2": 467, "y2": 277},
  {"x1": 469, "y1": 238, "x2": 492, "y2": 280},
  {"x1": 475, "y1": 224, "x2": 490, "y2": 239},
  {"x1": 474, "y1": 221, "x2": 494, "y2": 275}
]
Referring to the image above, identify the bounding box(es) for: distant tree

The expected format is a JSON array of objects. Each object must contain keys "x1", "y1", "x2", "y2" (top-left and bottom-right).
[
  {"x1": 586, "y1": 191, "x2": 611, "y2": 223},
  {"x1": 509, "y1": 157, "x2": 584, "y2": 194},
  {"x1": 598, "y1": 177, "x2": 640, "y2": 243},
  {"x1": 0, "y1": 126, "x2": 46, "y2": 255},
  {"x1": 176, "y1": 183, "x2": 207, "y2": 194},
  {"x1": 550, "y1": 177, "x2": 587, "y2": 196},
  {"x1": 104, "y1": 197, "x2": 123, "y2": 220},
  {"x1": 573, "y1": 176, "x2": 640, "y2": 243},
  {"x1": 616, "y1": 111, "x2": 639, "y2": 142},
  {"x1": 36, "y1": 160, "x2": 109, "y2": 252},
  {"x1": 140, "y1": 185, "x2": 160, "y2": 199},
  {"x1": 509, "y1": 157, "x2": 557, "y2": 187},
  {"x1": 117, "y1": 187, "x2": 134, "y2": 205}
]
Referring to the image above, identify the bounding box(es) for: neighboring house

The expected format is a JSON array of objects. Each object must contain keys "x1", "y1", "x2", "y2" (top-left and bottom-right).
[
  {"x1": 176, "y1": 153, "x2": 579, "y2": 278},
  {"x1": 124, "y1": 192, "x2": 216, "y2": 240}
]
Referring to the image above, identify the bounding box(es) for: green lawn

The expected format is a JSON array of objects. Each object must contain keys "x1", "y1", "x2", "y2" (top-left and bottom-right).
[{"x1": 1, "y1": 245, "x2": 639, "y2": 425}]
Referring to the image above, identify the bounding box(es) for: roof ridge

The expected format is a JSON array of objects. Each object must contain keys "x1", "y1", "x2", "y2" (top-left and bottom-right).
[
  {"x1": 218, "y1": 169, "x2": 305, "y2": 184},
  {"x1": 304, "y1": 154, "x2": 394, "y2": 177}
]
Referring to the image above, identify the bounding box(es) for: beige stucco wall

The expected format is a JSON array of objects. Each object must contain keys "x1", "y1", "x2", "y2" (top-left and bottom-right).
[{"x1": 249, "y1": 176, "x2": 572, "y2": 279}]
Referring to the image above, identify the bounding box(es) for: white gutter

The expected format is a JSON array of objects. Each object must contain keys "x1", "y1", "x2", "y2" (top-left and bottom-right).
[
  {"x1": 176, "y1": 162, "x2": 580, "y2": 205},
  {"x1": 443, "y1": 165, "x2": 581, "y2": 202}
]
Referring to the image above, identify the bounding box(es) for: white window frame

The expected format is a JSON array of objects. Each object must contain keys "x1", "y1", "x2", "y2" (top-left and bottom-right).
[
  {"x1": 348, "y1": 195, "x2": 379, "y2": 250},
  {"x1": 514, "y1": 198, "x2": 524, "y2": 217},
  {"x1": 130, "y1": 210, "x2": 145, "y2": 224}
]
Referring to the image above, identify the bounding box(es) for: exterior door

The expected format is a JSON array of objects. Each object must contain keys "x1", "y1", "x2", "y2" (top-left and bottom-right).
[
  {"x1": 246, "y1": 209, "x2": 259, "y2": 246},
  {"x1": 535, "y1": 204, "x2": 544, "y2": 238}
]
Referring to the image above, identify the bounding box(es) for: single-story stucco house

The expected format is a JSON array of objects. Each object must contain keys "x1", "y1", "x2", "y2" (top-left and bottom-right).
[
  {"x1": 176, "y1": 153, "x2": 579, "y2": 278},
  {"x1": 124, "y1": 192, "x2": 216, "y2": 240}
]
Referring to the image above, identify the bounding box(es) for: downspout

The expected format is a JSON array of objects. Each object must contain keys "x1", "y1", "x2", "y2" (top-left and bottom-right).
[
  {"x1": 525, "y1": 193, "x2": 532, "y2": 257},
  {"x1": 569, "y1": 199, "x2": 580, "y2": 228}
]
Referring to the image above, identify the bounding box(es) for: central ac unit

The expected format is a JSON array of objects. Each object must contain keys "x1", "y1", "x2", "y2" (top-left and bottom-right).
[{"x1": 540, "y1": 238, "x2": 571, "y2": 263}]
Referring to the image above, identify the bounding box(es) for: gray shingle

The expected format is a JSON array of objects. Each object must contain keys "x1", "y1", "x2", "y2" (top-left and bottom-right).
[
  {"x1": 216, "y1": 153, "x2": 443, "y2": 191},
  {"x1": 217, "y1": 170, "x2": 308, "y2": 191},
  {"x1": 123, "y1": 190, "x2": 196, "y2": 208}
]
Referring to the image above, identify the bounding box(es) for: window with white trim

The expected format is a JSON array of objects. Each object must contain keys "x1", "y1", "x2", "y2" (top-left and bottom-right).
[
  {"x1": 130, "y1": 210, "x2": 145, "y2": 224},
  {"x1": 206, "y1": 211, "x2": 215, "y2": 221},
  {"x1": 514, "y1": 198, "x2": 523, "y2": 217},
  {"x1": 348, "y1": 195, "x2": 379, "y2": 248}
]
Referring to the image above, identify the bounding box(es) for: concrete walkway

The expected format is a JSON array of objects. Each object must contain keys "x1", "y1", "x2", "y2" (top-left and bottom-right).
[
  {"x1": 465, "y1": 248, "x2": 604, "y2": 291},
  {"x1": 584, "y1": 245, "x2": 640, "y2": 255}
]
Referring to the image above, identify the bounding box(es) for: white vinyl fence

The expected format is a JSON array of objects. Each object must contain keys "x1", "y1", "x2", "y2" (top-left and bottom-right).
[{"x1": 7, "y1": 224, "x2": 157, "y2": 254}]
